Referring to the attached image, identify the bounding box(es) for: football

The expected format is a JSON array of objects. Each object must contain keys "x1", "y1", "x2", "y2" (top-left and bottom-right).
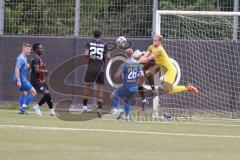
[
  {"x1": 116, "y1": 36, "x2": 127, "y2": 47},
  {"x1": 133, "y1": 50, "x2": 142, "y2": 59}
]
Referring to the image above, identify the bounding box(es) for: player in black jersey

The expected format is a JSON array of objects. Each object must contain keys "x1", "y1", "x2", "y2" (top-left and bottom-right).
[
  {"x1": 82, "y1": 30, "x2": 110, "y2": 118},
  {"x1": 30, "y1": 43, "x2": 56, "y2": 116}
]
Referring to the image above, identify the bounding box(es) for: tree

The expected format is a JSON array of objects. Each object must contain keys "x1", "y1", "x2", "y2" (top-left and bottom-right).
[
  {"x1": 5, "y1": 0, "x2": 75, "y2": 35},
  {"x1": 4, "y1": 0, "x2": 235, "y2": 38}
]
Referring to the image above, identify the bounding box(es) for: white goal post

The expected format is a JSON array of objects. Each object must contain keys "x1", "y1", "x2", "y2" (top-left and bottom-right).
[
  {"x1": 151, "y1": 10, "x2": 240, "y2": 119},
  {"x1": 155, "y1": 10, "x2": 240, "y2": 41}
]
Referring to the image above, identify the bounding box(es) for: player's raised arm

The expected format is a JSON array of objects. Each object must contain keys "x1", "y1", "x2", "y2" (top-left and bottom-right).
[{"x1": 139, "y1": 52, "x2": 155, "y2": 63}]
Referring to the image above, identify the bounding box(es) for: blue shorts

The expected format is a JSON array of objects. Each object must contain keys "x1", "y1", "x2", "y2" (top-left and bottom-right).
[
  {"x1": 113, "y1": 85, "x2": 138, "y2": 101},
  {"x1": 14, "y1": 80, "x2": 33, "y2": 92}
]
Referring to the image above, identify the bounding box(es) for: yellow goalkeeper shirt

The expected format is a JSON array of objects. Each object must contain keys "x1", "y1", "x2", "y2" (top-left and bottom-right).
[{"x1": 147, "y1": 45, "x2": 173, "y2": 71}]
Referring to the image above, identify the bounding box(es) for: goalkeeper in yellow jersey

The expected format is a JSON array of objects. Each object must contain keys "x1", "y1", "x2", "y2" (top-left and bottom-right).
[{"x1": 139, "y1": 35, "x2": 198, "y2": 94}]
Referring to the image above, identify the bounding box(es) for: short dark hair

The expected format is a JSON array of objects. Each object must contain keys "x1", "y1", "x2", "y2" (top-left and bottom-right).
[
  {"x1": 32, "y1": 43, "x2": 43, "y2": 51},
  {"x1": 93, "y1": 30, "x2": 101, "y2": 38},
  {"x1": 124, "y1": 48, "x2": 133, "y2": 58}
]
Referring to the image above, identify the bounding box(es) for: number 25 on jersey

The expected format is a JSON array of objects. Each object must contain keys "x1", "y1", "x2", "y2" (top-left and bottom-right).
[{"x1": 89, "y1": 46, "x2": 104, "y2": 60}]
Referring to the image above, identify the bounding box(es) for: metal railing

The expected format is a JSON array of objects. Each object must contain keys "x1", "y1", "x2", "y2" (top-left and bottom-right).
[{"x1": 0, "y1": 0, "x2": 238, "y2": 39}]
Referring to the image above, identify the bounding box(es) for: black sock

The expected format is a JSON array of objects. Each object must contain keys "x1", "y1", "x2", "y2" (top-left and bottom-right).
[
  {"x1": 97, "y1": 101, "x2": 103, "y2": 109},
  {"x1": 83, "y1": 99, "x2": 88, "y2": 106},
  {"x1": 38, "y1": 94, "x2": 48, "y2": 106},
  {"x1": 147, "y1": 76, "x2": 155, "y2": 90},
  {"x1": 138, "y1": 86, "x2": 145, "y2": 100},
  {"x1": 151, "y1": 86, "x2": 155, "y2": 90},
  {"x1": 47, "y1": 96, "x2": 53, "y2": 109}
]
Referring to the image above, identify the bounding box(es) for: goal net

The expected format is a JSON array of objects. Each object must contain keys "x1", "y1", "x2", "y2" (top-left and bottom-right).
[{"x1": 153, "y1": 10, "x2": 240, "y2": 120}]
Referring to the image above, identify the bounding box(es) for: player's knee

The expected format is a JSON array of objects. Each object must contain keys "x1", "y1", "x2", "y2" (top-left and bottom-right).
[
  {"x1": 43, "y1": 89, "x2": 50, "y2": 95},
  {"x1": 32, "y1": 92, "x2": 37, "y2": 96},
  {"x1": 22, "y1": 91, "x2": 28, "y2": 96},
  {"x1": 30, "y1": 88, "x2": 37, "y2": 96},
  {"x1": 44, "y1": 92, "x2": 51, "y2": 99}
]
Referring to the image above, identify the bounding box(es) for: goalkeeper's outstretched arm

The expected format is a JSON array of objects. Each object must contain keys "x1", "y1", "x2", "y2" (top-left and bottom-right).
[{"x1": 139, "y1": 52, "x2": 155, "y2": 63}]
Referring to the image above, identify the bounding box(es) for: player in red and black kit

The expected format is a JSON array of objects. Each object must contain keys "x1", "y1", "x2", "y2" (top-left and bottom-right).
[
  {"x1": 82, "y1": 30, "x2": 110, "y2": 118},
  {"x1": 30, "y1": 43, "x2": 56, "y2": 116}
]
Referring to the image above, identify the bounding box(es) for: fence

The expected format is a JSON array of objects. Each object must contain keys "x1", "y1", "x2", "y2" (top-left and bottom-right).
[
  {"x1": 159, "y1": 0, "x2": 236, "y2": 11},
  {"x1": 0, "y1": 36, "x2": 239, "y2": 118},
  {"x1": 0, "y1": 0, "x2": 239, "y2": 39}
]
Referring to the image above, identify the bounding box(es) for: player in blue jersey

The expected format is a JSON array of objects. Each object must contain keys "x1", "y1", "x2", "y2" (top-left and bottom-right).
[
  {"x1": 13, "y1": 43, "x2": 37, "y2": 114},
  {"x1": 110, "y1": 48, "x2": 145, "y2": 120}
]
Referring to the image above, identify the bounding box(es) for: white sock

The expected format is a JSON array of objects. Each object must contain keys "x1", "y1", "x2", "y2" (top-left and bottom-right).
[
  {"x1": 82, "y1": 106, "x2": 88, "y2": 109},
  {"x1": 49, "y1": 108, "x2": 55, "y2": 112}
]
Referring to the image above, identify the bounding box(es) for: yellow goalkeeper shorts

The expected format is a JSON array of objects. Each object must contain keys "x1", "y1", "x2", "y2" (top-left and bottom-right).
[{"x1": 161, "y1": 66, "x2": 177, "y2": 85}]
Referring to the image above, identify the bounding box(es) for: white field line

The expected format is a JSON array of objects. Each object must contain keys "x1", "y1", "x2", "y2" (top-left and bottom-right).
[
  {"x1": 101, "y1": 118, "x2": 240, "y2": 127},
  {"x1": 0, "y1": 124, "x2": 240, "y2": 139},
  {"x1": 1, "y1": 109, "x2": 240, "y2": 127}
]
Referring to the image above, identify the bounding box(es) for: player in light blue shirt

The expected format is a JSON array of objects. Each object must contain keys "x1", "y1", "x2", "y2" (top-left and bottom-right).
[
  {"x1": 110, "y1": 48, "x2": 145, "y2": 120},
  {"x1": 13, "y1": 43, "x2": 37, "y2": 114}
]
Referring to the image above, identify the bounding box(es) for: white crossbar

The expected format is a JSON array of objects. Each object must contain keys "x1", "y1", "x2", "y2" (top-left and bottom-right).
[
  {"x1": 156, "y1": 10, "x2": 240, "y2": 16},
  {"x1": 155, "y1": 10, "x2": 240, "y2": 35}
]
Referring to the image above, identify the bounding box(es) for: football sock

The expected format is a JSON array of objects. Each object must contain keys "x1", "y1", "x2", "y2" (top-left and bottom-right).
[
  {"x1": 138, "y1": 86, "x2": 145, "y2": 100},
  {"x1": 19, "y1": 94, "x2": 24, "y2": 108},
  {"x1": 111, "y1": 96, "x2": 119, "y2": 109},
  {"x1": 141, "y1": 99, "x2": 146, "y2": 111},
  {"x1": 169, "y1": 86, "x2": 188, "y2": 94},
  {"x1": 97, "y1": 101, "x2": 103, "y2": 109},
  {"x1": 124, "y1": 103, "x2": 130, "y2": 117},
  {"x1": 83, "y1": 98, "x2": 88, "y2": 106},
  {"x1": 38, "y1": 93, "x2": 53, "y2": 109},
  {"x1": 47, "y1": 97, "x2": 53, "y2": 109},
  {"x1": 38, "y1": 94, "x2": 48, "y2": 106},
  {"x1": 147, "y1": 76, "x2": 155, "y2": 90},
  {"x1": 23, "y1": 93, "x2": 35, "y2": 106}
]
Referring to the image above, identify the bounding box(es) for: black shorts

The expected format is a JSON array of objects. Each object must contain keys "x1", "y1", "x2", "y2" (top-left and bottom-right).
[
  {"x1": 33, "y1": 82, "x2": 49, "y2": 94},
  {"x1": 84, "y1": 70, "x2": 104, "y2": 85},
  {"x1": 84, "y1": 62, "x2": 104, "y2": 85}
]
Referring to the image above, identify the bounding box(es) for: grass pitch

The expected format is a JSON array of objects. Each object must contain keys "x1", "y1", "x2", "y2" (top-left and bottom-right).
[{"x1": 0, "y1": 107, "x2": 240, "y2": 160}]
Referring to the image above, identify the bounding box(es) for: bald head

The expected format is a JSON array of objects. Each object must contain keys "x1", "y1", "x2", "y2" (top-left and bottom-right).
[{"x1": 124, "y1": 48, "x2": 133, "y2": 58}]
